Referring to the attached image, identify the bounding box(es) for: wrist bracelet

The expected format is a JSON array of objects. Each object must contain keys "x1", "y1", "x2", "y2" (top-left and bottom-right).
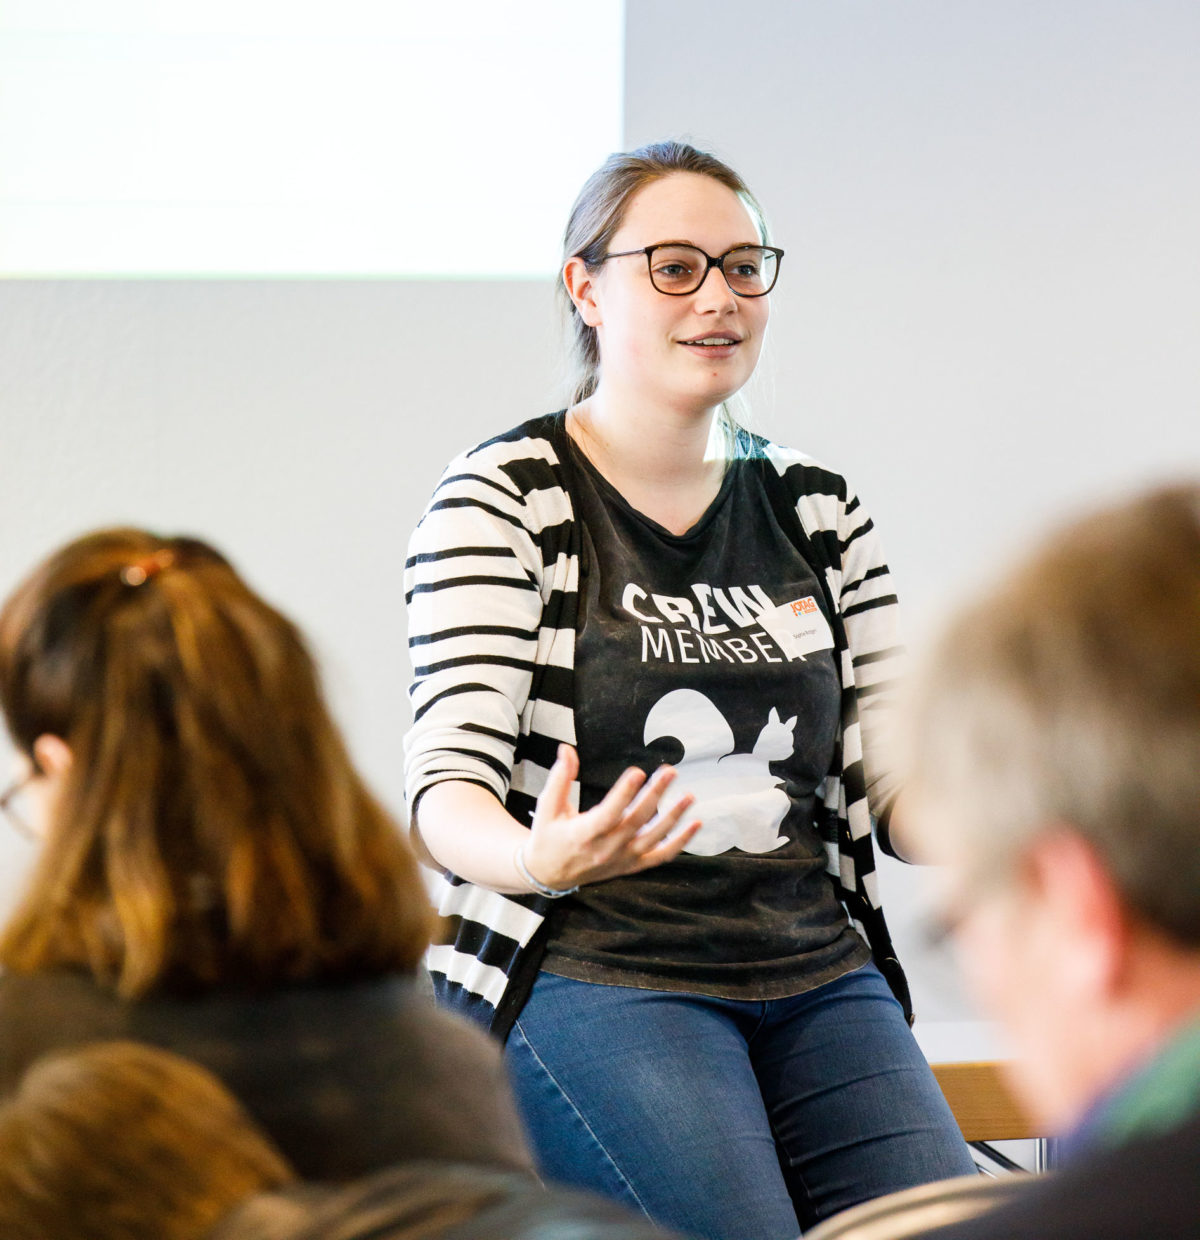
[{"x1": 514, "y1": 843, "x2": 579, "y2": 898}]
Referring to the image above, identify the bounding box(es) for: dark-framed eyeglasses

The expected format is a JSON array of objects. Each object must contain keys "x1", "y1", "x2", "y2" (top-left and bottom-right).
[
  {"x1": 597, "y1": 242, "x2": 784, "y2": 297},
  {"x1": 0, "y1": 772, "x2": 36, "y2": 841}
]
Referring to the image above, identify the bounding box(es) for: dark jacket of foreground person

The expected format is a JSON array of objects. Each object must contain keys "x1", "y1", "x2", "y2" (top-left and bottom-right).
[
  {"x1": 0, "y1": 970, "x2": 531, "y2": 1180},
  {"x1": 917, "y1": 1109, "x2": 1200, "y2": 1240}
]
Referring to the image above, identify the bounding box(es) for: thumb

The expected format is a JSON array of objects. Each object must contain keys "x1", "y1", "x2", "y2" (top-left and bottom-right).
[{"x1": 535, "y1": 743, "x2": 578, "y2": 822}]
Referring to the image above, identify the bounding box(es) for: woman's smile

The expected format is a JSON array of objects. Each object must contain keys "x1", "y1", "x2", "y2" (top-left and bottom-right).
[{"x1": 677, "y1": 330, "x2": 744, "y2": 359}]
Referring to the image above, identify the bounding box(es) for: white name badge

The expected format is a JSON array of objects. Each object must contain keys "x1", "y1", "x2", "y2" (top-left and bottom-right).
[{"x1": 758, "y1": 596, "x2": 835, "y2": 661}]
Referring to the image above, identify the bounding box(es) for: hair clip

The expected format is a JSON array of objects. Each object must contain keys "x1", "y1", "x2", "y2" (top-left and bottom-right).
[{"x1": 120, "y1": 549, "x2": 175, "y2": 587}]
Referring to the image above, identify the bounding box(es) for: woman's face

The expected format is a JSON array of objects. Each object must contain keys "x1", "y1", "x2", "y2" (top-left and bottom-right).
[{"x1": 578, "y1": 172, "x2": 770, "y2": 417}]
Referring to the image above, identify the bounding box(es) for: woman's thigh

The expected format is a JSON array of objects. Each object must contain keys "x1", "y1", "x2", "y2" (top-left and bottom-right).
[
  {"x1": 752, "y1": 962, "x2": 976, "y2": 1230},
  {"x1": 505, "y1": 972, "x2": 802, "y2": 1240}
]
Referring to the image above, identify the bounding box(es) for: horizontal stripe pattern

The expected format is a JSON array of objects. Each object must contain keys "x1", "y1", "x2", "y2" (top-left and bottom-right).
[
  {"x1": 405, "y1": 415, "x2": 913, "y2": 1034},
  {"x1": 426, "y1": 945, "x2": 511, "y2": 1010}
]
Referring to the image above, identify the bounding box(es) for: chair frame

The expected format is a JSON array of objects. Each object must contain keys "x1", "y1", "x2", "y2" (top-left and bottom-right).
[{"x1": 930, "y1": 1060, "x2": 1048, "y2": 1173}]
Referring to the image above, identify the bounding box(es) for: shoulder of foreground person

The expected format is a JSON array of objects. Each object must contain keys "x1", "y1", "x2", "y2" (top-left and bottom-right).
[
  {"x1": 0, "y1": 970, "x2": 533, "y2": 1177},
  {"x1": 915, "y1": 1107, "x2": 1200, "y2": 1240},
  {"x1": 209, "y1": 1161, "x2": 689, "y2": 1240}
]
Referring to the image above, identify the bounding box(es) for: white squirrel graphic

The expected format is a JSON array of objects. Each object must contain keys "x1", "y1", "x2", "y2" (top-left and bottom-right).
[{"x1": 642, "y1": 688, "x2": 796, "y2": 857}]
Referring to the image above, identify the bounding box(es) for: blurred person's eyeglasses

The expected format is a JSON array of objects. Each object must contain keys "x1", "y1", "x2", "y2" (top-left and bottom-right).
[
  {"x1": 597, "y1": 243, "x2": 784, "y2": 297},
  {"x1": 918, "y1": 863, "x2": 1020, "y2": 954},
  {"x1": 919, "y1": 896, "x2": 971, "y2": 954},
  {"x1": 0, "y1": 772, "x2": 36, "y2": 840}
]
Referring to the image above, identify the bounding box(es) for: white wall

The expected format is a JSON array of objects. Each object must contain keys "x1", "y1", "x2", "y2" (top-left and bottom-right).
[
  {"x1": 625, "y1": 0, "x2": 1200, "y2": 1019},
  {"x1": 628, "y1": 0, "x2": 1200, "y2": 623},
  {"x1": 0, "y1": 279, "x2": 563, "y2": 910},
  {"x1": 1, "y1": 0, "x2": 1197, "y2": 1021}
]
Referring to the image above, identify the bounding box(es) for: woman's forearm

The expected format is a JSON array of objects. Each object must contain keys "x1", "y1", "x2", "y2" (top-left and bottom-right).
[{"x1": 414, "y1": 781, "x2": 534, "y2": 893}]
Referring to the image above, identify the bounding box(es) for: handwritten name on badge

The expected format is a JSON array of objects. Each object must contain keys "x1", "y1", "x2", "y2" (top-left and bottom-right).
[{"x1": 758, "y1": 596, "x2": 834, "y2": 661}]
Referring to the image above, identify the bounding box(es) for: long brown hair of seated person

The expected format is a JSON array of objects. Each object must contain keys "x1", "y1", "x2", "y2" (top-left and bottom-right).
[
  {"x1": 0, "y1": 1041, "x2": 296, "y2": 1240},
  {"x1": 0, "y1": 528, "x2": 434, "y2": 997}
]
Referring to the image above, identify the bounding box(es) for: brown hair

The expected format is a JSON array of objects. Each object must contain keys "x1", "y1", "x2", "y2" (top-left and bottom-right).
[
  {"x1": 0, "y1": 1041, "x2": 294, "y2": 1240},
  {"x1": 560, "y1": 139, "x2": 769, "y2": 410},
  {"x1": 906, "y1": 483, "x2": 1200, "y2": 946},
  {"x1": 0, "y1": 528, "x2": 433, "y2": 997}
]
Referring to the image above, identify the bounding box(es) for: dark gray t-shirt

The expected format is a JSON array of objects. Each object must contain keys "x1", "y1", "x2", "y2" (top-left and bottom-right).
[{"x1": 541, "y1": 442, "x2": 870, "y2": 998}]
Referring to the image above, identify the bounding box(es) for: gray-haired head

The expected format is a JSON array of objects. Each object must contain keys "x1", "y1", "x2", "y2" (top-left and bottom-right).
[{"x1": 906, "y1": 482, "x2": 1200, "y2": 946}]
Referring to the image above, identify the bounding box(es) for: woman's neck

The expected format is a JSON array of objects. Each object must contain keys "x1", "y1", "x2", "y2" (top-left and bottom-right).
[{"x1": 566, "y1": 389, "x2": 731, "y2": 536}]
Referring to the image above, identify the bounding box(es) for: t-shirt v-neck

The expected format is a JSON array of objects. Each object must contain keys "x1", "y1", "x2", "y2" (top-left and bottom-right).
[
  {"x1": 540, "y1": 429, "x2": 869, "y2": 1000},
  {"x1": 573, "y1": 441, "x2": 740, "y2": 543}
]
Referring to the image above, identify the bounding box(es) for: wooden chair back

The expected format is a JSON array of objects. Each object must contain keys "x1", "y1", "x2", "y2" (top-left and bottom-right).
[{"x1": 930, "y1": 1060, "x2": 1037, "y2": 1142}]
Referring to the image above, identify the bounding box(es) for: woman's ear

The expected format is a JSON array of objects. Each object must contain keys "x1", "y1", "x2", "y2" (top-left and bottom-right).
[
  {"x1": 32, "y1": 733, "x2": 72, "y2": 778},
  {"x1": 563, "y1": 256, "x2": 604, "y2": 328}
]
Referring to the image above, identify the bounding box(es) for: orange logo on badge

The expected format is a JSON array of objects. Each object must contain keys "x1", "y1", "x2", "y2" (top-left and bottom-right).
[{"x1": 789, "y1": 597, "x2": 819, "y2": 616}]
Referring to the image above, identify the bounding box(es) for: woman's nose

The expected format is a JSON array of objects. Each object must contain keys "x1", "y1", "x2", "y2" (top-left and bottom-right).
[{"x1": 691, "y1": 263, "x2": 738, "y2": 311}]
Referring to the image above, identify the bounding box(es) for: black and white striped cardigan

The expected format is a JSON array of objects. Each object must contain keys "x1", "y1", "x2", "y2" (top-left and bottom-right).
[{"x1": 404, "y1": 413, "x2": 910, "y2": 1038}]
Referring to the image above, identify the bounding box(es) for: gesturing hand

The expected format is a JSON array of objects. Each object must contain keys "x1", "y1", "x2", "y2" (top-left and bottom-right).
[{"x1": 518, "y1": 744, "x2": 700, "y2": 893}]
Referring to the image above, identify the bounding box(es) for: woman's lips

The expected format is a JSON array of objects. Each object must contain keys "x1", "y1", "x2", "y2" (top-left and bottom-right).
[{"x1": 679, "y1": 334, "x2": 742, "y2": 358}]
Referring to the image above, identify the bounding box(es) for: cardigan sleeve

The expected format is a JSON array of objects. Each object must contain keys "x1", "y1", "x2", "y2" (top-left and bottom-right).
[
  {"x1": 403, "y1": 452, "x2": 547, "y2": 820},
  {"x1": 836, "y1": 488, "x2": 906, "y2": 854}
]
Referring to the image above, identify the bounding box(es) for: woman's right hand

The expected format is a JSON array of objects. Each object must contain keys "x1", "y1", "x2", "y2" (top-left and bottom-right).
[{"x1": 518, "y1": 744, "x2": 700, "y2": 893}]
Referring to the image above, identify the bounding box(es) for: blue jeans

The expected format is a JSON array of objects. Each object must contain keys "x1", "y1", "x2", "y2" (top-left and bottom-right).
[{"x1": 505, "y1": 962, "x2": 974, "y2": 1240}]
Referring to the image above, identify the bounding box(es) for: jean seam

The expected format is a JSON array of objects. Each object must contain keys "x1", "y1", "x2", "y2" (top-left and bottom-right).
[
  {"x1": 511, "y1": 1016, "x2": 653, "y2": 1219},
  {"x1": 763, "y1": 1095, "x2": 816, "y2": 1230},
  {"x1": 747, "y1": 997, "x2": 771, "y2": 1042}
]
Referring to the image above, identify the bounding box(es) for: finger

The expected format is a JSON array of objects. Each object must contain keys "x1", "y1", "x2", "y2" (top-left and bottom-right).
[
  {"x1": 635, "y1": 818, "x2": 703, "y2": 870},
  {"x1": 630, "y1": 792, "x2": 695, "y2": 854},
  {"x1": 557, "y1": 743, "x2": 580, "y2": 782},
  {"x1": 534, "y1": 743, "x2": 578, "y2": 822},
  {"x1": 587, "y1": 764, "x2": 649, "y2": 833},
  {"x1": 617, "y1": 765, "x2": 679, "y2": 835}
]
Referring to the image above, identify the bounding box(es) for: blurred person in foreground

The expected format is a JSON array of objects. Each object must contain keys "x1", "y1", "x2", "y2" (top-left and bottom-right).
[
  {"x1": 0, "y1": 1041, "x2": 294, "y2": 1240},
  {"x1": 0, "y1": 1041, "x2": 681, "y2": 1240},
  {"x1": 0, "y1": 528, "x2": 530, "y2": 1180},
  {"x1": 902, "y1": 483, "x2": 1200, "y2": 1239}
]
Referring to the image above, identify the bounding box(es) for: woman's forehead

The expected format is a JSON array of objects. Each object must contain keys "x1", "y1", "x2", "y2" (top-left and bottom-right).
[{"x1": 613, "y1": 172, "x2": 761, "y2": 248}]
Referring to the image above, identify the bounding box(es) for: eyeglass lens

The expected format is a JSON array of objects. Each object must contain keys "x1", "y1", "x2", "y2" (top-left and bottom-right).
[{"x1": 649, "y1": 245, "x2": 778, "y2": 296}]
